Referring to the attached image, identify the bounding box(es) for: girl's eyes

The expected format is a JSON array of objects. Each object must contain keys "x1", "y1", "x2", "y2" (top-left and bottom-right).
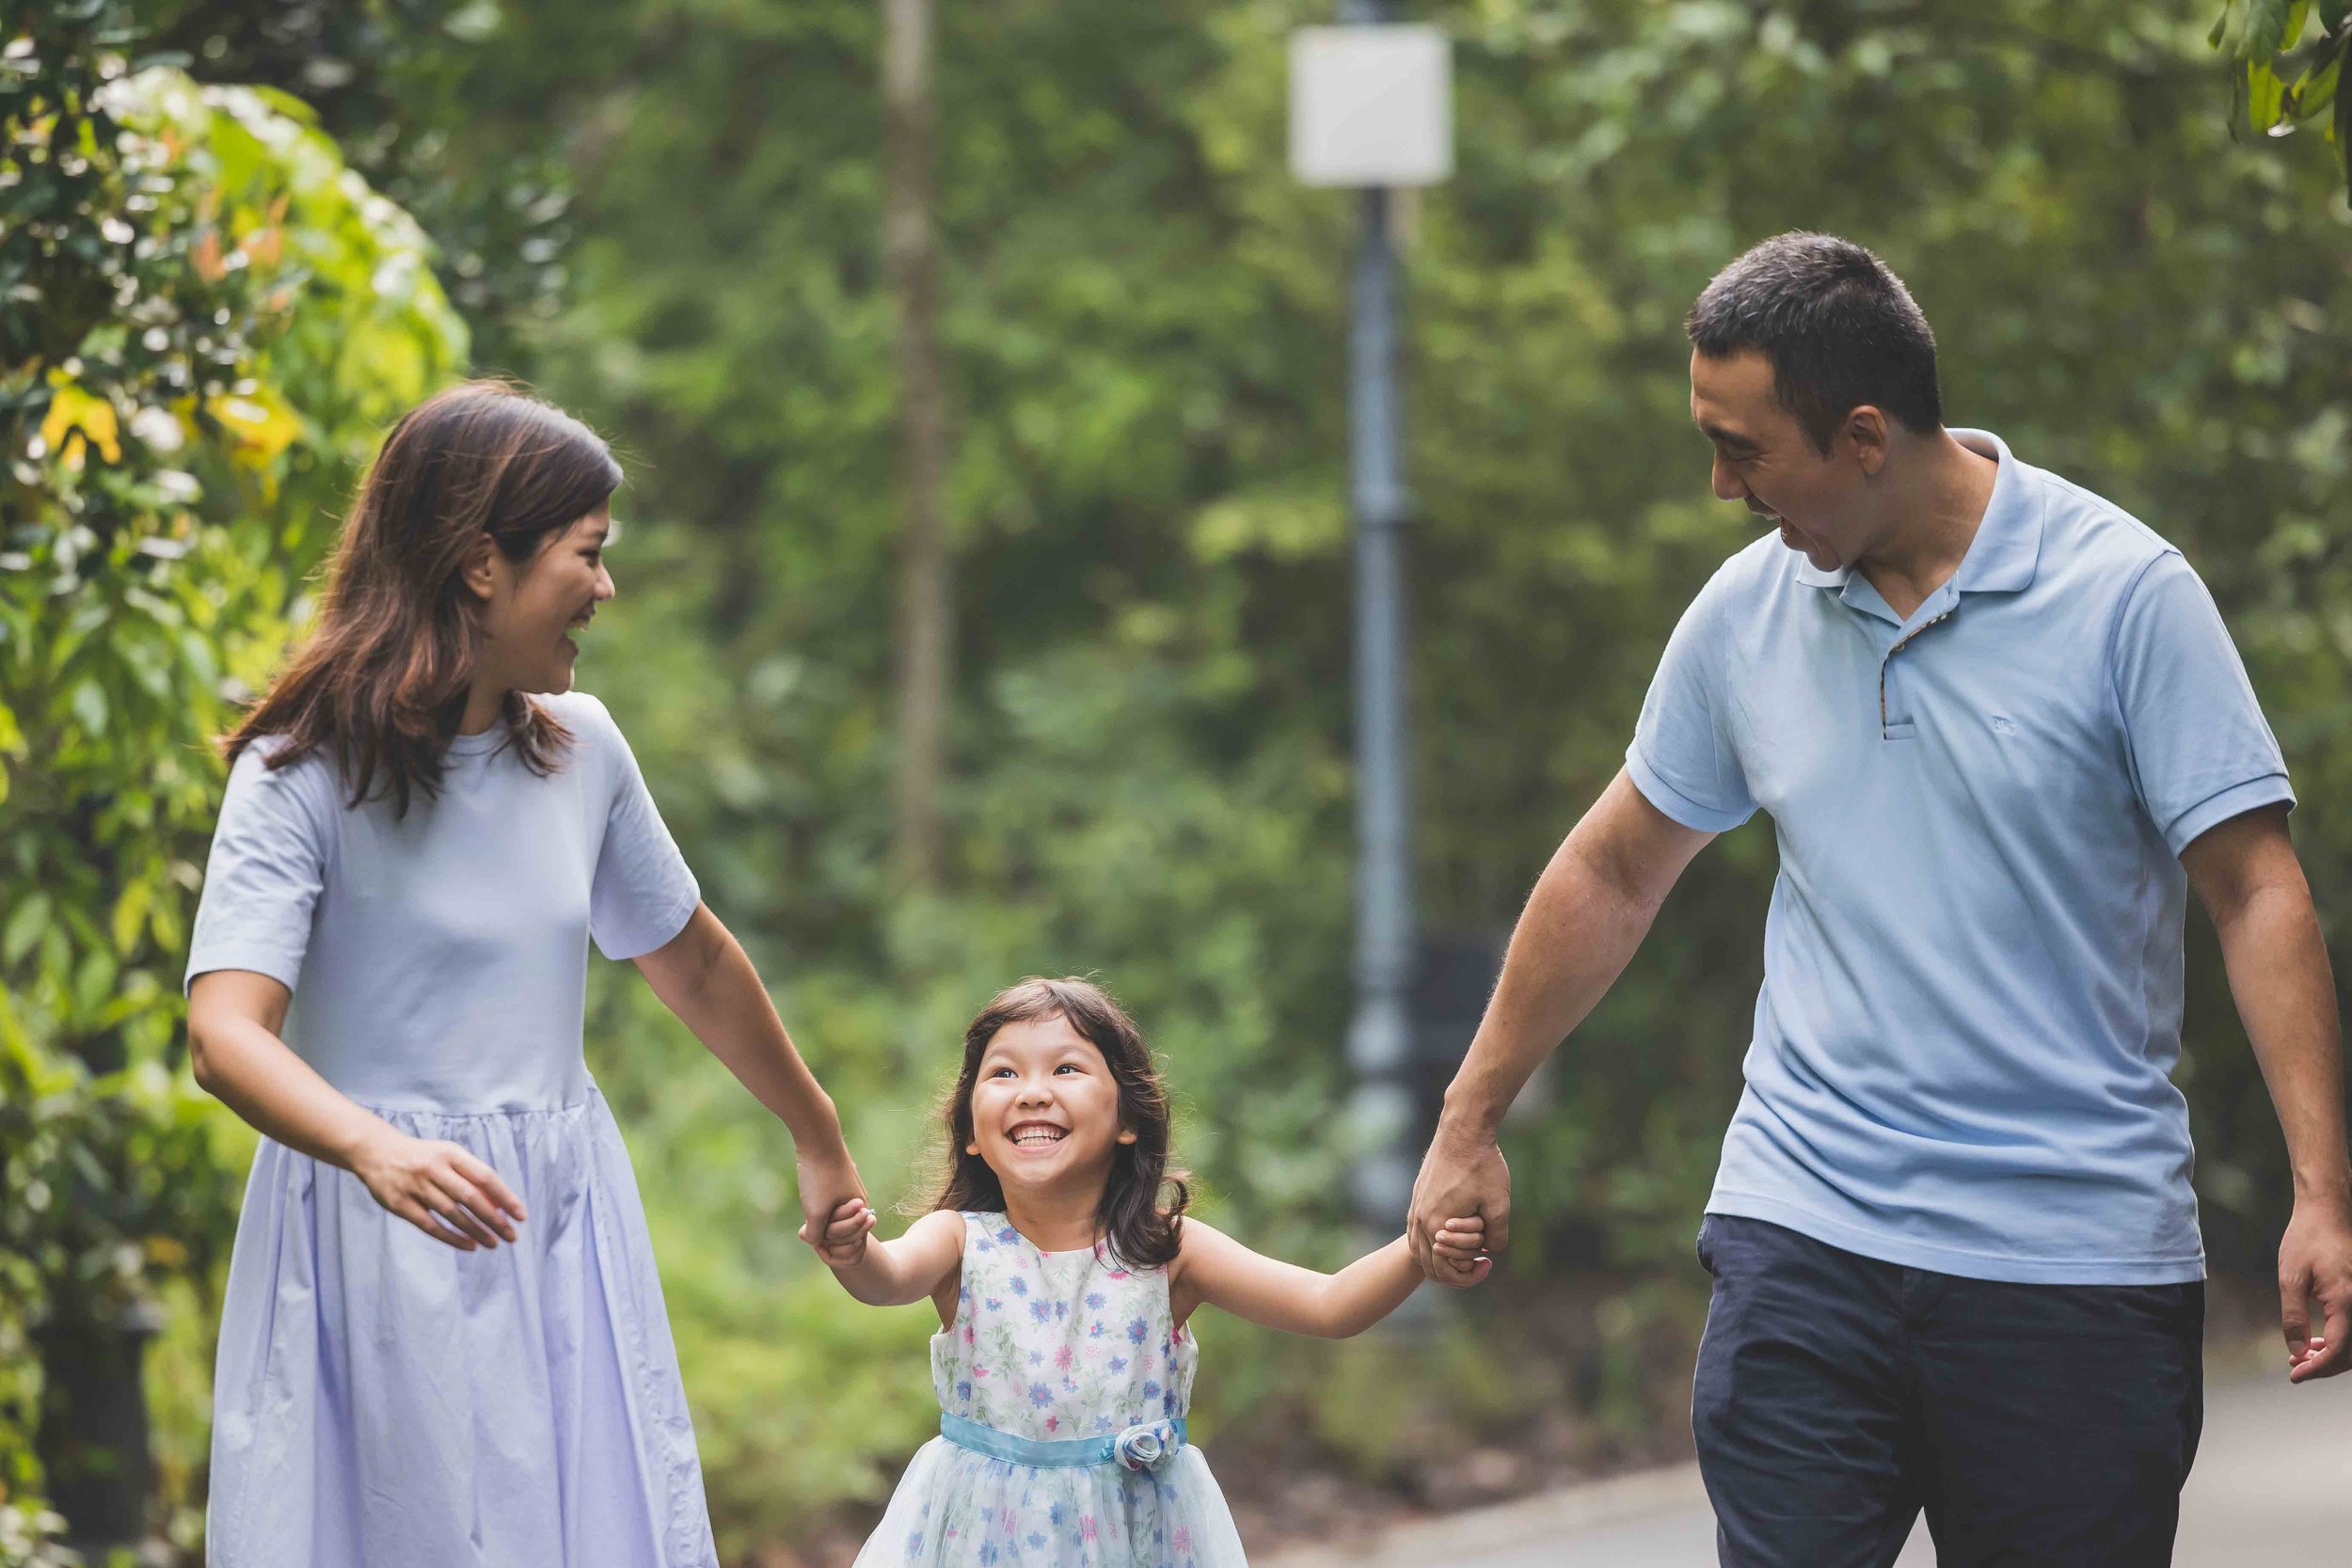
[{"x1": 984, "y1": 1063, "x2": 1083, "y2": 1078}]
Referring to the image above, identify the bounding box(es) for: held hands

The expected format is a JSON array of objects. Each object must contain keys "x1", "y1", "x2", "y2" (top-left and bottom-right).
[
  {"x1": 799, "y1": 1192, "x2": 881, "y2": 1268},
  {"x1": 1407, "y1": 1117, "x2": 1511, "y2": 1288},
  {"x1": 351, "y1": 1129, "x2": 528, "y2": 1251},
  {"x1": 2280, "y1": 1190, "x2": 2352, "y2": 1383},
  {"x1": 1428, "y1": 1213, "x2": 1494, "y2": 1287}
]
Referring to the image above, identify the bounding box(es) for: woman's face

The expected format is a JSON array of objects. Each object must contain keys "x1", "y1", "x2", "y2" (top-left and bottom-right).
[{"x1": 472, "y1": 507, "x2": 615, "y2": 698}]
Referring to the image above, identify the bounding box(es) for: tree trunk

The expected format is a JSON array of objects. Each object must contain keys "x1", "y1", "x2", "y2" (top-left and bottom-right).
[{"x1": 882, "y1": 0, "x2": 950, "y2": 889}]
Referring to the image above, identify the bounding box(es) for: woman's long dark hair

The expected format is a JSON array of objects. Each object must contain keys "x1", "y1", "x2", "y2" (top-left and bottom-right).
[
  {"x1": 224, "y1": 380, "x2": 623, "y2": 815},
  {"x1": 929, "y1": 977, "x2": 1191, "y2": 1270}
]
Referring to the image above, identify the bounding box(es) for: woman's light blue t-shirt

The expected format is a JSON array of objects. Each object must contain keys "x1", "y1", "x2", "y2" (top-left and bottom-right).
[
  {"x1": 1627, "y1": 430, "x2": 2293, "y2": 1284},
  {"x1": 185, "y1": 690, "x2": 701, "y2": 1115}
]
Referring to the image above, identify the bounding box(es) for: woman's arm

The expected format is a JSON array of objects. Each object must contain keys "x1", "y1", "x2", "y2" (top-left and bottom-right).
[
  {"x1": 632, "y1": 903, "x2": 866, "y2": 1261},
  {"x1": 188, "y1": 969, "x2": 527, "y2": 1249},
  {"x1": 1168, "y1": 1216, "x2": 1490, "y2": 1338},
  {"x1": 804, "y1": 1204, "x2": 966, "y2": 1316}
]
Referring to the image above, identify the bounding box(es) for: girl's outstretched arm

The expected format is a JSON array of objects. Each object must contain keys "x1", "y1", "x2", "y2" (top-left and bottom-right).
[
  {"x1": 634, "y1": 903, "x2": 865, "y2": 1263},
  {"x1": 805, "y1": 1202, "x2": 967, "y2": 1314},
  {"x1": 1170, "y1": 1215, "x2": 1491, "y2": 1338}
]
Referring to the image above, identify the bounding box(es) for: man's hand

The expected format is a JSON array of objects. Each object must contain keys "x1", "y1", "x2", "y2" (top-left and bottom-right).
[
  {"x1": 2280, "y1": 1190, "x2": 2352, "y2": 1382},
  {"x1": 1406, "y1": 1117, "x2": 1510, "y2": 1286}
]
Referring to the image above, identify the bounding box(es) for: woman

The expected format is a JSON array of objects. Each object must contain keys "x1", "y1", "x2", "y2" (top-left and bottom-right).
[{"x1": 185, "y1": 381, "x2": 862, "y2": 1567}]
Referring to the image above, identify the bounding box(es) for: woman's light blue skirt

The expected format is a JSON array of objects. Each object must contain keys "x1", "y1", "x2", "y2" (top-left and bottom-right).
[{"x1": 205, "y1": 1090, "x2": 718, "y2": 1567}]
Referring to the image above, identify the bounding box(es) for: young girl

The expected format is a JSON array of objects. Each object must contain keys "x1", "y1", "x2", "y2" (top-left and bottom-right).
[
  {"x1": 185, "y1": 382, "x2": 866, "y2": 1567},
  {"x1": 803, "y1": 976, "x2": 1490, "y2": 1568}
]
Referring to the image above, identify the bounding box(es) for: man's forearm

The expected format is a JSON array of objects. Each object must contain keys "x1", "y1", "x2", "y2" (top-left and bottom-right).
[
  {"x1": 2217, "y1": 883, "x2": 2352, "y2": 1203},
  {"x1": 1443, "y1": 822, "x2": 1670, "y2": 1135}
]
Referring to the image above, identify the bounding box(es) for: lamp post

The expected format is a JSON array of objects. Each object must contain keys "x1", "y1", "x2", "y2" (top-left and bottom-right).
[{"x1": 1290, "y1": 12, "x2": 1453, "y2": 1231}]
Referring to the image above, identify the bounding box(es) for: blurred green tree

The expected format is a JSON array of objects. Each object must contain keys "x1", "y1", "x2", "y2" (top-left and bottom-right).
[
  {"x1": 9, "y1": 0, "x2": 2351, "y2": 1559},
  {"x1": 491, "y1": 0, "x2": 2352, "y2": 1544},
  {"x1": 0, "y1": 5, "x2": 465, "y2": 1552}
]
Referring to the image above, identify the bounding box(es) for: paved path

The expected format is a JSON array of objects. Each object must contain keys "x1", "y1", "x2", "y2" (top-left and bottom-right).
[{"x1": 1262, "y1": 1370, "x2": 2349, "y2": 1567}]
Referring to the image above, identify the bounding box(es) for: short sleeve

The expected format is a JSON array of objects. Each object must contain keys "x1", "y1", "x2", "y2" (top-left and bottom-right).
[
  {"x1": 582, "y1": 701, "x2": 701, "y2": 961},
  {"x1": 184, "y1": 744, "x2": 334, "y2": 994},
  {"x1": 2110, "y1": 550, "x2": 2294, "y2": 857},
  {"x1": 1626, "y1": 570, "x2": 1756, "y2": 832}
]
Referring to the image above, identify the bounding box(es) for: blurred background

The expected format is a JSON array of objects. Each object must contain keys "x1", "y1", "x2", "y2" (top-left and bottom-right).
[{"x1": 5, "y1": 2, "x2": 2350, "y2": 1564}]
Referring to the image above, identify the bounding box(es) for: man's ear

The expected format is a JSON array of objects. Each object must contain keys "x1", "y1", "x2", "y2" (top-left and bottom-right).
[
  {"x1": 459, "y1": 533, "x2": 501, "y2": 604},
  {"x1": 1845, "y1": 405, "x2": 1891, "y2": 478}
]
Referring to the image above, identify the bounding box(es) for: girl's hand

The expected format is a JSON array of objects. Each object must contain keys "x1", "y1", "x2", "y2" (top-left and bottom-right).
[
  {"x1": 1430, "y1": 1214, "x2": 1493, "y2": 1286},
  {"x1": 798, "y1": 1196, "x2": 881, "y2": 1268},
  {"x1": 794, "y1": 1143, "x2": 870, "y2": 1266},
  {"x1": 350, "y1": 1129, "x2": 527, "y2": 1251}
]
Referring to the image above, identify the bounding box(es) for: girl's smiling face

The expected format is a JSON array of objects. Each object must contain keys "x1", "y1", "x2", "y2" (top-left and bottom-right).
[{"x1": 966, "y1": 1014, "x2": 1136, "y2": 1195}]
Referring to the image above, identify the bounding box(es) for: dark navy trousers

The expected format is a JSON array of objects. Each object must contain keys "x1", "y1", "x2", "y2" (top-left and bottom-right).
[{"x1": 1692, "y1": 1213, "x2": 2204, "y2": 1567}]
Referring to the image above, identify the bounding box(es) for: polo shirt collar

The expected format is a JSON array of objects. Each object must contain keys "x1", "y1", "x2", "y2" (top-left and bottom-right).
[{"x1": 1794, "y1": 427, "x2": 2043, "y2": 595}]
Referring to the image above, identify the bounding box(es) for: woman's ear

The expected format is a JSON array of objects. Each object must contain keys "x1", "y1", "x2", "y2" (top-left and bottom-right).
[{"x1": 459, "y1": 533, "x2": 501, "y2": 604}]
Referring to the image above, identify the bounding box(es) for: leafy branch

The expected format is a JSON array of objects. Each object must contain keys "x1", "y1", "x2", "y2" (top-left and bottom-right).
[{"x1": 2213, "y1": 0, "x2": 2352, "y2": 200}]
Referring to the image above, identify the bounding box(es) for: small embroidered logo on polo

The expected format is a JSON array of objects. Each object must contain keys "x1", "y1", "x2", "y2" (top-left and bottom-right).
[{"x1": 1990, "y1": 715, "x2": 2017, "y2": 736}]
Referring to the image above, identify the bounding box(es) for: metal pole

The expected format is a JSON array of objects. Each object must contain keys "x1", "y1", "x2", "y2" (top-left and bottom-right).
[{"x1": 1343, "y1": 74, "x2": 1417, "y2": 1229}]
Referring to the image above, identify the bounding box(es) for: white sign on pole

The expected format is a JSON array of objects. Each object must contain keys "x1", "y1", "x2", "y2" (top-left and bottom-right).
[{"x1": 1288, "y1": 25, "x2": 1453, "y2": 188}]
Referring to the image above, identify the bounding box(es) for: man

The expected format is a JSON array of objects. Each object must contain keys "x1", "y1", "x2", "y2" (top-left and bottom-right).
[{"x1": 1406, "y1": 232, "x2": 2352, "y2": 1566}]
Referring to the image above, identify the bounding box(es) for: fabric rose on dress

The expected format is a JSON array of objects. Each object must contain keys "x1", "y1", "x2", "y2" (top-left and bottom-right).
[{"x1": 1112, "y1": 1419, "x2": 1181, "y2": 1472}]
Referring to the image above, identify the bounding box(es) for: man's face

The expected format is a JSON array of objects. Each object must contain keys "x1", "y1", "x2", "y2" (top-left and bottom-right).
[{"x1": 1690, "y1": 348, "x2": 1872, "y2": 573}]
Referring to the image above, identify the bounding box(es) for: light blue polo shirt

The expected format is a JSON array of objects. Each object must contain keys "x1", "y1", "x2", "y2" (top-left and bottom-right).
[{"x1": 1629, "y1": 430, "x2": 2293, "y2": 1284}]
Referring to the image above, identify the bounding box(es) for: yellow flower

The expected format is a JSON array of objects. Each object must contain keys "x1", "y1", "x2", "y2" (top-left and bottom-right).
[{"x1": 40, "y1": 380, "x2": 123, "y2": 467}]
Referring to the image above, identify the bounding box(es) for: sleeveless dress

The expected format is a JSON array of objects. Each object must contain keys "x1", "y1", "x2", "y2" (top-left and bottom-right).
[
  {"x1": 185, "y1": 692, "x2": 718, "y2": 1567},
  {"x1": 853, "y1": 1212, "x2": 1250, "y2": 1568}
]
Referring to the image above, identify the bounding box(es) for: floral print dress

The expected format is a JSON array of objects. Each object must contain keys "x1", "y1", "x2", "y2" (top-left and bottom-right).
[{"x1": 851, "y1": 1212, "x2": 1249, "y2": 1568}]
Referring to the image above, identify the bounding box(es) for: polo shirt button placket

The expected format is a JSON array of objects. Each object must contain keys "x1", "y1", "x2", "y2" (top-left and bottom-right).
[{"x1": 1879, "y1": 608, "x2": 1955, "y2": 739}]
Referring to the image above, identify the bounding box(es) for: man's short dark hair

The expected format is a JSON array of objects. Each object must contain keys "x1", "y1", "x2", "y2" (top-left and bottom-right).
[{"x1": 1686, "y1": 232, "x2": 1943, "y2": 455}]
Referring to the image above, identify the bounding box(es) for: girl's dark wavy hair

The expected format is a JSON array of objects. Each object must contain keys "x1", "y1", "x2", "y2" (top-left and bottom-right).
[{"x1": 927, "y1": 976, "x2": 1190, "y2": 1270}]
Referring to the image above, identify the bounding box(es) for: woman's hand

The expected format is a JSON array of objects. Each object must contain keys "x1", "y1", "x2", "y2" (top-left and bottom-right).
[
  {"x1": 795, "y1": 1145, "x2": 871, "y2": 1267},
  {"x1": 350, "y1": 1129, "x2": 528, "y2": 1251}
]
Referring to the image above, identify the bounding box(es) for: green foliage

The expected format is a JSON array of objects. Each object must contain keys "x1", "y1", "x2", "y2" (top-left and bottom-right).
[
  {"x1": 511, "y1": 4, "x2": 2352, "y2": 1548},
  {"x1": 2213, "y1": 0, "x2": 2352, "y2": 200},
  {"x1": 9, "y1": 0, "x2": 2352, "y2": 1559},
  {"x1": 0, "y1": 3, "x2": 463, "y2": 1545}
]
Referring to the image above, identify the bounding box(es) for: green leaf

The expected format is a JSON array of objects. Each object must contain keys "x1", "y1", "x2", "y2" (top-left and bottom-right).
[
  {"x1": 4, "y1": 892, "x2": 50, "y2": 967},
  {"x1": 2215, "y1": 0, "x2": 2245, "y2": 50},
  {"x1": 2299, "y1": 52, "x2": 2342, "y2": 122},
  {"x1": 2248, "y1": 0, "x2": 2295, "y2": 55},
  {"x1": 2338, "y1": 44, "x2": 2352, "y2": 192},
  {"x1": 2251, "y1": 59, "x2": 2288, "y2": 126},
  {"x1": 72, "y1": 946, "x2": 118, "y2": 1016},
  {"x1": 109, "y1": 879, "x2": 151, "y2": 956},
  {"x1": 69, "y1": 678, "x2": 107, "y2": 737}
]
